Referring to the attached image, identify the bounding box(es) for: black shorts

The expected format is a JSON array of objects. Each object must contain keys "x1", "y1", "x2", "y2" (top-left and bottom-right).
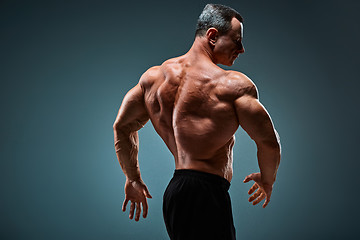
[{"x1": 163, "y1": 169, "x2": 236, "y2": 240}]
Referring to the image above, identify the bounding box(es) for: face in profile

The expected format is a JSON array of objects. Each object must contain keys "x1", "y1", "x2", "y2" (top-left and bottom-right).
[{"x1": 213, "y1": 18, "x2": 245, "y2": 66}]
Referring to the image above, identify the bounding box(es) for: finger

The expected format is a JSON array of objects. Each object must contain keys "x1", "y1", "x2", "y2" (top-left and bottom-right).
[
  {"x1": 243, "y1": 176, "x2": 252, "y2": 183},
  {"x1": 248, "y1": 188, "x2": 261, "y2": 202},
  {"x1": 135, "y1": 202, "x2": 141, "y2": 221},
  {"x1": 248, "y1": 183, "x2": 259, "y2": 195},
  {"x1": 263, "y1": 196, "x2": 270, "y2": 208},
  {"x1": 129, "y1": 202, "x2": 135, "y2": 219},
  {"x1": 143, "y1": 186, "x2": 152, "y2": 199},
  {"x1": 122, "y1": 198, "x2": 129, "y2": 212},
  {"x1": 142, "y1": 198, "x2": 149, "y2": 218},
  {"x1": 244, "y1": 173, "x2": 257, "y2": 183},
  {"x1": 252, "y1": 192, "x2": 265, "y2": 205}
]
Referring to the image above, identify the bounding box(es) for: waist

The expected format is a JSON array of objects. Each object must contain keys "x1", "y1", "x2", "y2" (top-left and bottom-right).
[{"x1": 173, "y1": 169, "x2": 230, "y2": 191}]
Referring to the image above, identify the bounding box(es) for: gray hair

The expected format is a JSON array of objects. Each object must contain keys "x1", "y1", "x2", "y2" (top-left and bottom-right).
[{"x1": 195, "y1": 4, "x2": 243, "y2": 37}]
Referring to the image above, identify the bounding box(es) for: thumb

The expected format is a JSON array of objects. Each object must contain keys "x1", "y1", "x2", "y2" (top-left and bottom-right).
[
  {"x1": 243, "y1": 175, "x2": 252, "y2": 183},
  {"x1": 262, "y1": 195, "x2": 271, "y2": 208},
  {"x1": 143, "y1": 186, "x2": 152, "y2": 198}
]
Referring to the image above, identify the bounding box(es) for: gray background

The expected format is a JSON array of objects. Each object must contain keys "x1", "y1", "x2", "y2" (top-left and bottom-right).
[{"x1": 1, "y1": 0, "x2": 359, "y2": 239}]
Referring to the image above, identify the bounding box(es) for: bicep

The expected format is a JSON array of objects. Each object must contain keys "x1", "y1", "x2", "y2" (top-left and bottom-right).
[
  {"x1": 235, "y1": 94, "x2": 277, "y2": 145},
  {"x1": 113, "y1": 83, "x2": 149, "y2": 132}
]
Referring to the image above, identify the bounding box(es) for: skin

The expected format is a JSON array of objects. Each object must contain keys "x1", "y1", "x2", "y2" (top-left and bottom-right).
[{"x1": 113, "y1": 18, "x2": 281, "y2": 222}]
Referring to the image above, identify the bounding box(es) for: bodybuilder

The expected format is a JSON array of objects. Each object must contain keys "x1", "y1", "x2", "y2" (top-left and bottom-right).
[{"x1": 113, "y1": 4, "x2": 281, "y2": 240}]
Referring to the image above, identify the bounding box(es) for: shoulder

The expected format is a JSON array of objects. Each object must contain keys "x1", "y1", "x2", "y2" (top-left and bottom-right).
[
  {"x1": 160, "y1": 56, "x2": 185, "y2": 75},
  {"x1": 139, "y1": 56, "x2": 183, "y2": 87},
  {"x1": 139, "y1": 65, "x2": 163, "y2": 89},
  {"x1": 224, "y1": 70, "x2": 259, "y2": 99}
]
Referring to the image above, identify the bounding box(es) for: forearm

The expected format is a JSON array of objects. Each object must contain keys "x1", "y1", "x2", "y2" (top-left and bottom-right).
[
  {"x1": 256, "y1": 140, "x2": 281, "y2": 186},
  {"x1": 114, "y1": 128, "x2": 142, "y2": 181}
]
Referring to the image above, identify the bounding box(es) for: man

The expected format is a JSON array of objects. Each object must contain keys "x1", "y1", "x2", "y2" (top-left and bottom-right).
[{"x1": 113, "y1": 4, "x2": 281, "y2": 240}]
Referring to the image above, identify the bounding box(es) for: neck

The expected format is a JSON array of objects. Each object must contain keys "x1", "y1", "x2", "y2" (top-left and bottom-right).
[{"x1": 186, "y1": 37, "x2": 216, "y2": 64}]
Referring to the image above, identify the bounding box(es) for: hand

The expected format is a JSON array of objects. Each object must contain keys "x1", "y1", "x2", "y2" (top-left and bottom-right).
[
  {"x1": 243, "y1": 172, "x2": 273, "y2": 208},
  {"x1": 122, "y1": 178, "x2": 152, "y2": 221}
]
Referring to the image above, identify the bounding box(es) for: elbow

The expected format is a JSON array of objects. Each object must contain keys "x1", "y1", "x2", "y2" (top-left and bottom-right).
[
  {"x1": 255, "y1": 135, "x2": 281, "y2": 153},
  {"x1": 113, "y1": 121, "x2": 131, "y2": 136},
  {"x1": 264, "y1": 129, "x2": 281, "y2": 152},
  {"x1": 113, "y1": 121, "x2": 119, "y2": 132},
  {"x1": 113, "y1": 121, "x2": 119, "y2": 131},
  {"x1": 263, "y1": 140, "x2": 281, "y2": 152},
  {"x1": 274, "y1": 129, "x2": 281, "y2": 155},
  {"x1": 113, "y1": 121, "x2": 125, "y2": 134}
]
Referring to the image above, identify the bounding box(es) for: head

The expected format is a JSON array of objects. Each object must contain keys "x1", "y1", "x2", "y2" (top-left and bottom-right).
[{"x1": 195, "y1": 4, "x2": 245, "y2": 66}]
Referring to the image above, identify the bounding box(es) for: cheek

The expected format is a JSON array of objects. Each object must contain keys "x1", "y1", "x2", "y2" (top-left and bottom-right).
[{"x1": 215, "y1": 40, "x2": 232, "y2": 54}]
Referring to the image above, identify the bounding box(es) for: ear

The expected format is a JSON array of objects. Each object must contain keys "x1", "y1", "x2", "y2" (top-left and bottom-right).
[{"x1": 206, "y1": 28, "x2": 218, "y2": 47}]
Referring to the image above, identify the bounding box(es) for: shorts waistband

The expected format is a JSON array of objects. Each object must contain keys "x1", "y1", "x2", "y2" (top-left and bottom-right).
[{"x1": 174, "y1": 169, "x2": 230, "y2": 191}]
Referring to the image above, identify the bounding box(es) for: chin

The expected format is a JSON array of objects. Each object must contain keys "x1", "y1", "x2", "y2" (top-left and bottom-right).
[
  {"x1": 224, "y1": 61, "x2": 234, "y2": 67},
  {"x1": 216, "y1": 58, "x2": 234, "y2": 66},
  {"x1": 218, "y1": 60, "x2": 233, "y2": 66}
]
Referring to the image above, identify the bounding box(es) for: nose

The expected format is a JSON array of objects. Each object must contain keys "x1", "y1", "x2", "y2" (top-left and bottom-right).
[
  {"x1": 235, "y1": 42, "x2": 245, "y2": 55},
  {"x1": 238, "y1": 43, "x2": 245, "y2": 54}
]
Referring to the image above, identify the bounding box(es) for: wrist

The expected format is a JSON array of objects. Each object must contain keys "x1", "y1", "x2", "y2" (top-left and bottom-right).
[
  {"x1": 126, "y1": 175, "x2": 142, "y2": 183},
  {"x1": 260, "y1": 177, "x2": 275, "y2": 187},
  {"x1": 123, "y1": 166, "x2": 141, "y2": 182},
  {"x1": 262, "y1": 182, "x2": 273, "y2": 188}
]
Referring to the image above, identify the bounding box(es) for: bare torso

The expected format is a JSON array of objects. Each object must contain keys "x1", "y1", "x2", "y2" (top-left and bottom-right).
[
  {"x1": 114, "y1": 16, "x2": 280, "y2": 218},
  {"x1": 140, "y1": 53, "x2": 251, "y2": 182}
]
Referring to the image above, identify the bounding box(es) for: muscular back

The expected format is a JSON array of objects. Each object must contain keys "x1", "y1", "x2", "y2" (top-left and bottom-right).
[{"x1": 140, "y1": 55, "x2": 255, "y2": 181}]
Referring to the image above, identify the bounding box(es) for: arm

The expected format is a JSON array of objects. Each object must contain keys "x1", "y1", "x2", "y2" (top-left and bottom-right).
[
  {"x1": 234, "y1": 82, "x2": 281, "y2": 208},
  {"x1": 113, "y1": 82, "x2": 152, "y2": 221}
]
